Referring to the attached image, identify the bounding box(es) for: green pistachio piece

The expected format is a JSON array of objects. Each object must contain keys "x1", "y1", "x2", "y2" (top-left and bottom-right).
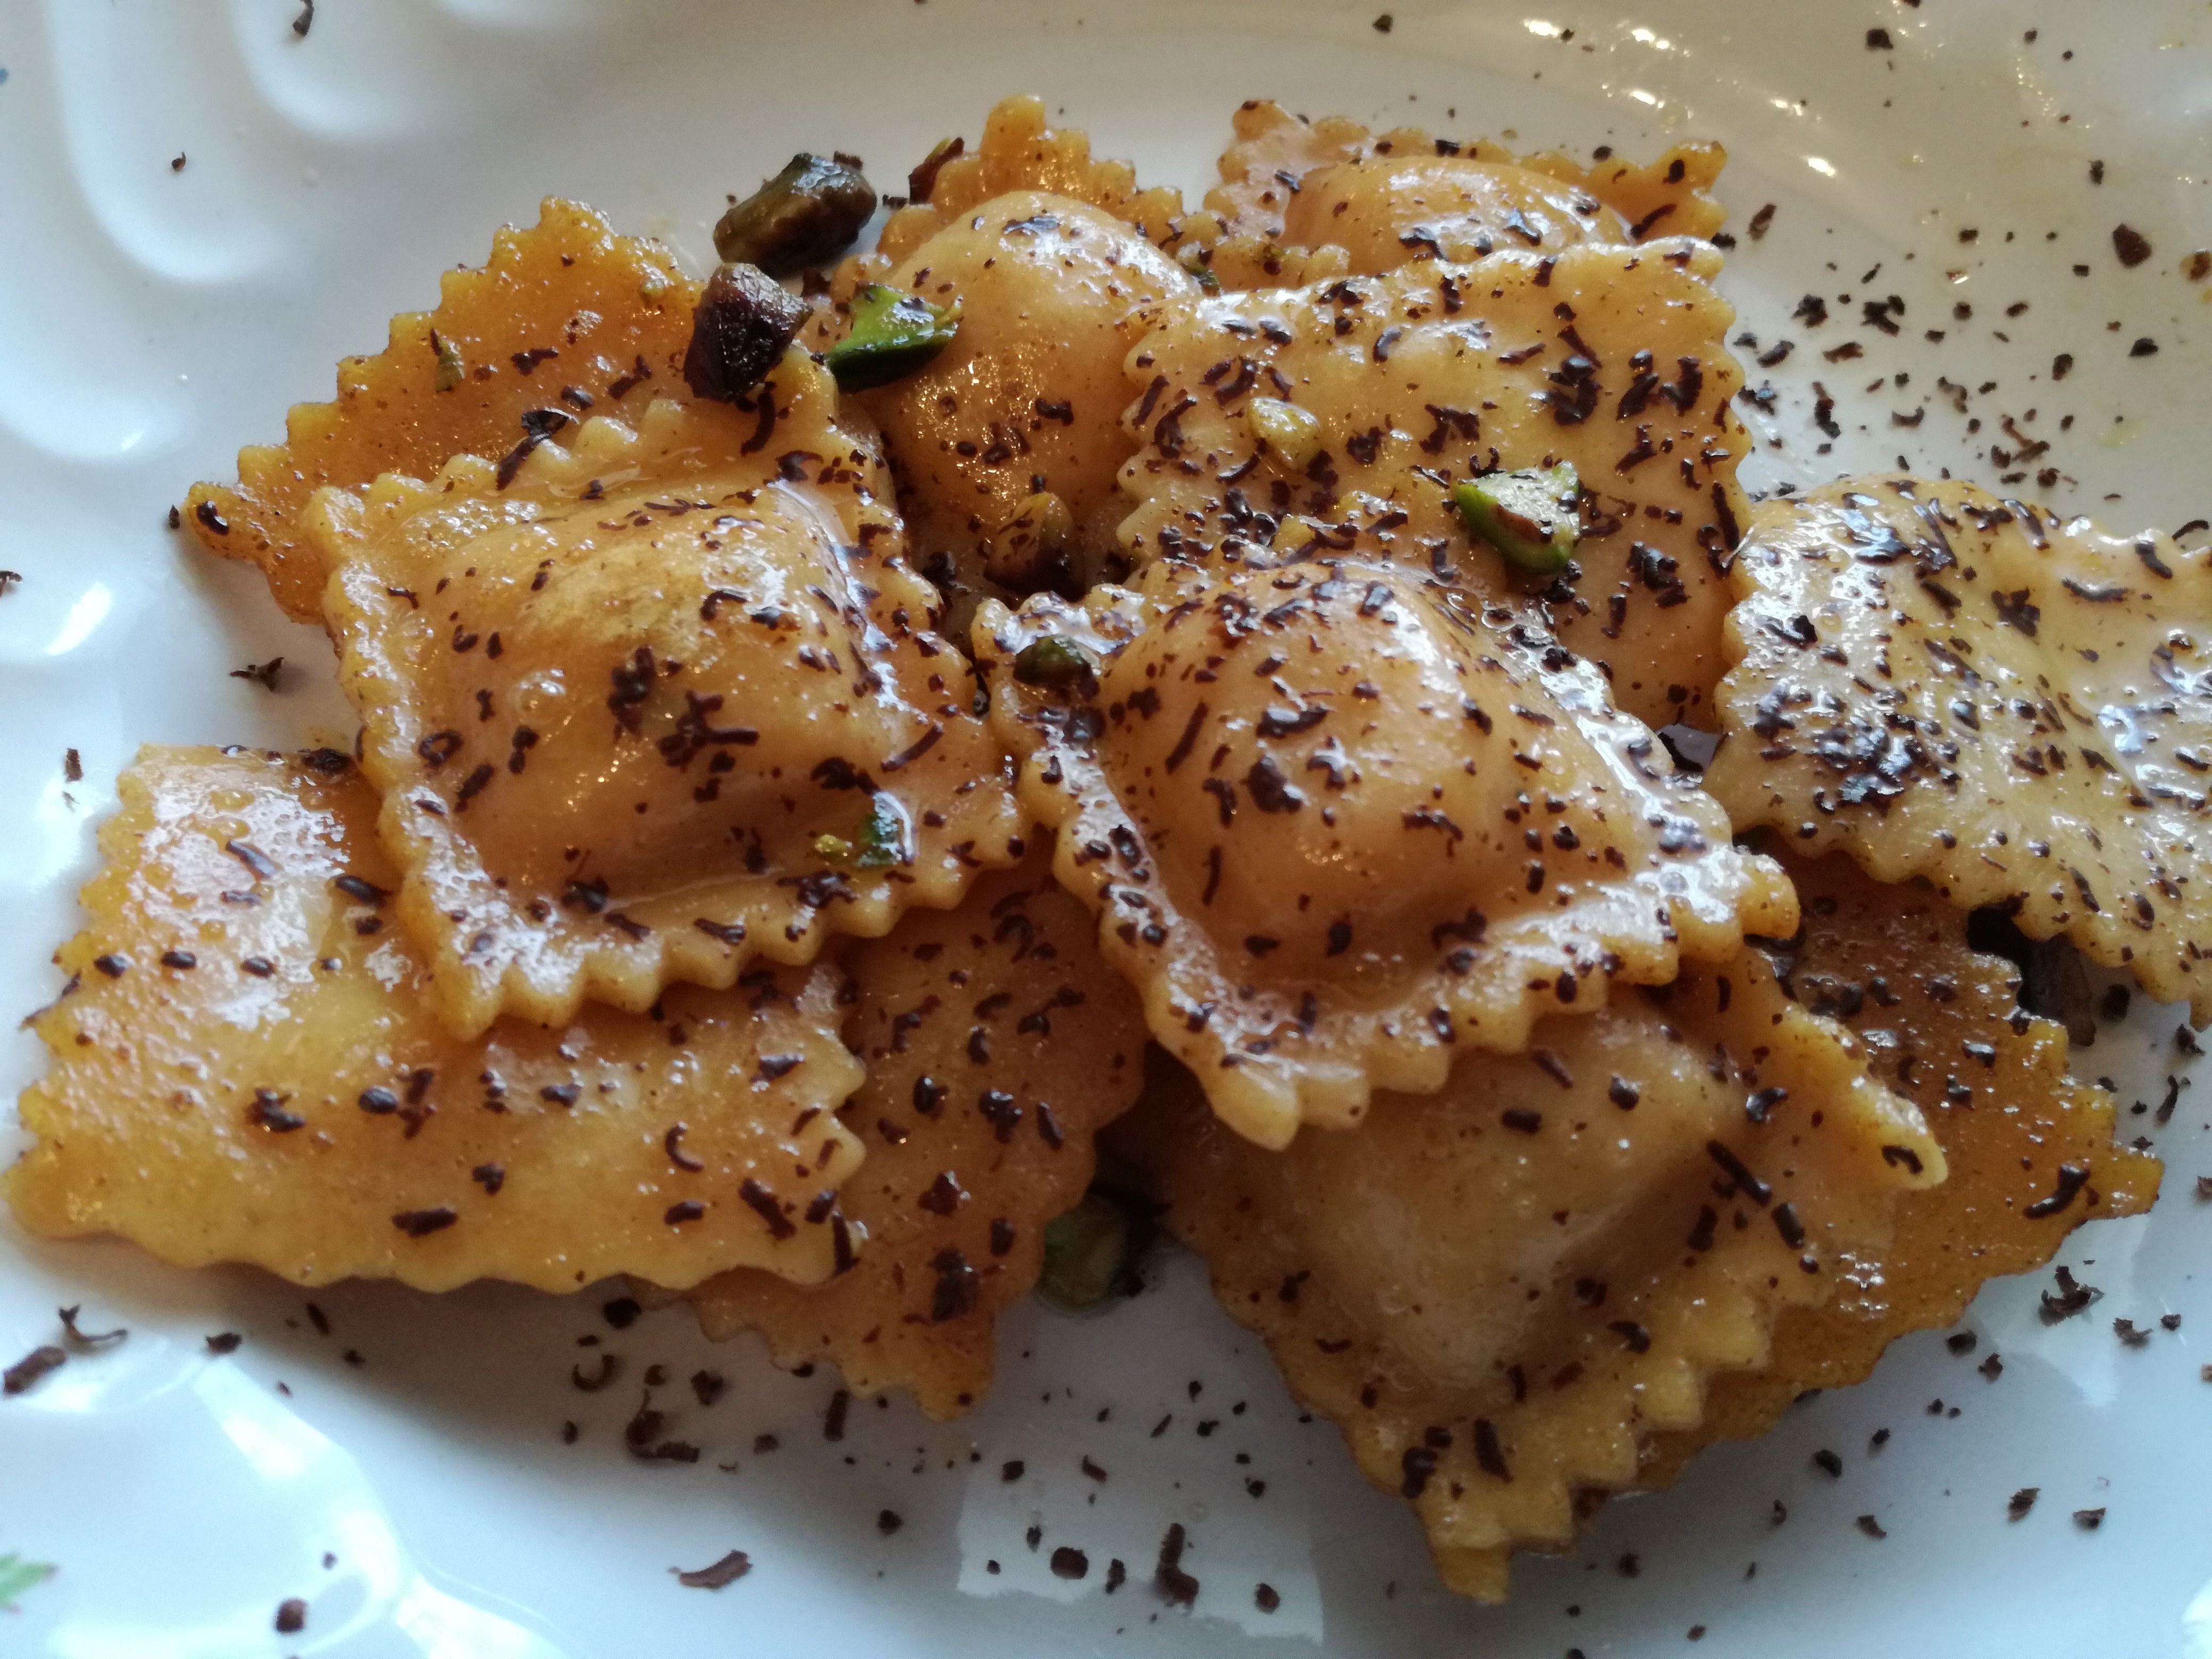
[
  {"x1": 1453, "y1": 463, "x2": 1583, "y2": 573},
  {"x1": 430, "y1": 329, "x2": 464, "y2": 392},
  {"x1": 825, "y1": 284, "x2": 962, "y2": 392},
  {"x1": 1038, "y1": 1193, "x2": 1132, "y2": 1312},
  {"x1": 713, "y1": 153, "x2": 877, "y2": 277},
  {"x1": 815, "y1": 795, "x2": 908, "y2": 870},
  {"x1": 1246, "y1": 397, "x2": 1322, "y2": 472},
  {"x1": 1012, "y1": 634, "x2": 1094, "y2": 688}
]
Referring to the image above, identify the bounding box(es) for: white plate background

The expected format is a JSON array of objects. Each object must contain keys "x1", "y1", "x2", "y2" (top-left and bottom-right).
[{"x1": 2, "y1": 2, "x2": 2210, "y2": 1654}]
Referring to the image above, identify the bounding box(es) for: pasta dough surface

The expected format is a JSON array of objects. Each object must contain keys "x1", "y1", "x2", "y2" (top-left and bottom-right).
[
  {"x1": 6, "y1": 748, "x2": 866, "y2": 1293},
  {"x1": 982, "y1": 556, "x2": 1794, "y2": 1147},
  {"x1": 186, "y1": 199, "x2": 695, "y2": 621},
  {"x1": 1119, "y1": 948, "x2": 1941, "y2": 1601},
  {"x1": 314, "y1": 366, "x2": 1025, "y2": 1038},
  {"x1": 676, "y1": 851, "x2": 1146, "y2": 1418},
  {"x1": 1635, "y1": 851, "x2": 2162, "y2": 1486},
  {"x1": 1707, "y1": 477, "x2": 2212, "y2": 1019},
  {"x1": 1113, "y1": 244, "x2": 1753, "y2": 728}
]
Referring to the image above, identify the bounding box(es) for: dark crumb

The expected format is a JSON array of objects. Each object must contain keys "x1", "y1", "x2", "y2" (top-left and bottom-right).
[
  {"x1": 1812, "y1": 1448, "x2": 1844, "y2": 1477},
  {"x1": 1050, "y1": 1546, "x2": 1090, "y2": 1579},
  {"x1": 1869, "y1": 1428, "x2": 1891, "y2": 1452},
  {"x1": 690, "y1": 1369, "x2": 725, "y2": 1407},
  {"x1": 274, "y1": 1598, "x2": 306, "y2": 1634},
  {"x1": 1001, "y1": 1459, "x2": 1026, "y2": 1481},
  {"x1": 2112, "y1": 224, "x2": 2152, "y2": 267},
  {"x1": 2008, "y1": 1487, "x2": 2039, "y2": 1521},
  {"x1": 304, "y1": 1302, "x2": 330, "y2": 1337},
  {"x1": 206, "y1": 1331, "x2": 243, "y2": 1354},
  {"x1": 1980, "y1": 1354, "x2": 2004, "y2": 1381},
  {"x1": 1105, "y1": 1558, "x2": 1127, "y2": 1594},
  {"x1": 671, "y1": 1550, "x2": 751, "y2": 1589},
  {"x1": 1372, "y1": 12, "x2": 1393, "y2": 30},
  {"x1": 171, "y1": 154, "x2": 187, "y2": 172},
  {"x1": 2163, "y1": 1314, "x2": 2183, "y2": 1332},
  {"x1": 63, "y1": 749, "x2": 82, "y2": 783},
  {"x1": 2196, "y1": 1176, "x2": 2212, "y2": 1200},
  {"x1": 753, "y1": 1432, "x2": 780, "y2": 1454},
  {"x1": 823, "y1": 1388, "x2": 850, "y2": 1441},
  {"x1": 1748, "y1": 203, "x2": 1777, "y2": 240},
  {"x1": 1254, "y1": 1582, "x2": 1280, "y2": 1612},
  {"x1": 341, "y1": 1350, "x2": 364, "y2": 1367},
  {"x1": 2074, "y1": 1508, "x2": 2106, "y2": 1530},
  {"x1": 1865, "y1": 26, "x2": 1893, "y2": 47},
  {"x1": 230, "y1": 657, "x2": 285, "y2": 692},
  {"x1": 292, "y1": 0, "x2": 314, "y2": 37},
  {"x1": 167, "y1": 506, "x2": 182, "y2": 529},
  {"x1": 1616, "y1": 1553, "x2": 1640, "y2": 1577},
  {"x1": 1856, "y1": 1515, "x2": 1887, "y2": 1539},
  {"x1": 601, "y1": 1295, "x2": 641, "y2": 1329},
  {"x1": 561, "y1": 1421, "x2": 578, "y2": 1444},
  {"x1": 0, "y1": 569, "x2": 21, "y2": 594},
  {"x1": 877, "y1": 1510, "x2": 903, "y2": 1535},
  {"x1": 2113, "y1": 1318, "x2": 2151, "y2": 1348},
  {"x1": 1154, "y1": 1522, "x2": 1200, "y2": 1607},
  {"x1": 1771, "y1": 1499, "x2": 1787, "y2": 1526},
  {"x1": 1946, "y1": 1330, "x2": 1978, "y2": 1354},
  {"x1": 2040, "y1": 1266, "x2": 2099, "y2": 1324},
  {"x1": 3, "y1": 1345, "x2": 66, "y2": 1396},
  {"x1": 1688, "y1": 1628, "x2": 1707, "y2": 1643},
  {"x1": 57, "y1": 1306, "x2": 125, "y2": 1350},
  {"x1": 2130, "y1": 337, "x2": 2159, "y2": 357}
]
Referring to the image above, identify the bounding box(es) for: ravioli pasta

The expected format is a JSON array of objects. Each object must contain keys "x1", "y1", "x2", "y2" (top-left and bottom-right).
[
  {"x1": 1707, "y1": 477, "x2": 2212, "y2": 1020},
  {"x1": 313, "y1": 364, "x2": 1025, "y2": 1038},
  {"x1": 185, "y1": 199, "x2": 696, "y2": 622},
  {"x1": 1117, "y1": 948, "x2": 1941, "y2": 1602},
  {"x1": 982, "y1": 555, "x2": 1794, "y2": 1147},
  {"x1": 6, "y1": 748, "x2": 866, "y2": 1293},
  {"x1": 1112, "y1": 242, "x2": 1754, "y2": 728},
  {"x1": 1166, "y1": 98, "x2": 1727, "y2": 292},
  {"x1": 1635, "y1": 850, "x2": 2162, "y2": 1489},
  {"x1": 676, "y1": 851, "x2": 1146, "y2": 1419}
]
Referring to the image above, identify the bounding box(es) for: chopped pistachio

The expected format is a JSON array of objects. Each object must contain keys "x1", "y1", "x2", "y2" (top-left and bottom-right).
[
  {"x1": 1453, "y1": 463, "x2": 1583, "y2": 574},
  {"x1": 852, "y1": 795, "x2": 907, "y2": 870},
  {"x1": 430, "y1": 329, "x2": 464, "y2": 393},
  {"x1": 682, "y1": 262, "x2": 808, "y2": 404},
  {"x1": 825, "y1": 284, "x2": 961, "y2": 392},
  {"x1": 1176, "y1": 244, "x2": 1222, "y2": 294},
  {"x1": 1246, "y1": 397, "x2": 1323, "y2": 472},
  {"x1": 714, "y1": 154, "x2": 877, "y2": 278},
  {"x1": 1038, "y1": 1193, "x2": 1132, "y2": 1312},
  {"x1": 907, "y1": 136, "x2": 965, "y2": 205},
  {"x1": 1013, "y1": 634, "x2": 1095, "y2": 688},
  {"x1": 815, "y1": 798, "x2": 907, "y2": 870},
  {"x1": 983, "y1": 490, "x2": 1075, "y2": 593}
]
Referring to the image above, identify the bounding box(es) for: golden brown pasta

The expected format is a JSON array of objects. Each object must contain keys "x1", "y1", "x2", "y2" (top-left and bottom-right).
[
  {"x1": 1166, "y1": 99, "x2": 1727, "y2": 291},
  {"x1": 1635, "y1": 850, "x2": 2163, "y2": 1487},
  {"x1": 1707, "y1": 477, "x2": 2212, "y2": 1020},
  {"x1": 979, "y1": 556, "x2": 1795, "y2": 1147},
  {"x1": 852, "y1": 191, "x2": 1195, "y2": 621},
  {"x1": 1118, "y1": 947, "x2": 1942, "y2": 1602},
  {"x1": 309, "y1": 368, "x2": 1026, "y2": 1039},
  {"x1": 676, "y1": 850, "x2": 1147, "y2": 1418},
  {"x1": 6, "y1": 747, "x2": 866, "y2": 1294},
  {"x1": 1112, "y1": 242, "x2": 1754, "y2": 730},
  {"x1": 185, "y1": 199, "x2": 695, "y2": 622}
]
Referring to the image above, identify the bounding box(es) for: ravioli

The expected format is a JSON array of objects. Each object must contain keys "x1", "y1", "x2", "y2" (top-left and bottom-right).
[
  {"x1": 1112, "y1": 243, "x2": 1754, "y2": 730},
  {"x1": 979, "y1": 556, "x2": 1795, "y2": 1148},
  {"x1": 185, "y1": 199, "x2": 695, "y2": 622},
  {"x1": 312, "y1": 363, "x2": 1027, "y2": 1040},
  {"x1": 5, "y1": 748, "x2": 866, "y2": 1294},
  {"x1": 848, "y1": 190, "x2": 1195, "y2": 623},
  {"x1": 1634, "y1": 849, "x2": 2163, "y2": 1491},
  {"x1": 677, "y1": 851, "x2": 1147, "y2": 1419},
  {"x1": 1116, "y1": 948, "x2": 1943, "y2": 1602},
  {"x1": 1165, "y1": 99, "x2": 1727, "y2": 290},
  {"x1": 1706, "y1": 477, "x2": 2212, "y2": 1020},
  {"x1": 873, "y1": 94, "x2": 1186, "y2": 263}
]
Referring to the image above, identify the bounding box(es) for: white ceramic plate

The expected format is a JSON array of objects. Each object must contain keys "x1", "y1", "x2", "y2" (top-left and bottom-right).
[{"x1": 4, "y1": 2, "x2": 2210, "y2": 1653}]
